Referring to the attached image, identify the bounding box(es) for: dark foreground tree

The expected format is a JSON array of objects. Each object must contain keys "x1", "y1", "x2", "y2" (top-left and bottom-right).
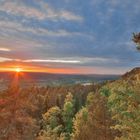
[{"x1": 132, "y1": 32, "x2": 140, "y2": 50}]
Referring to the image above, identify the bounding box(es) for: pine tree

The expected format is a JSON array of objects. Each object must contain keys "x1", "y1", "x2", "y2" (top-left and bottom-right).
[{"x1": 62, "y1": 92, "x2": 75, "y2": 139}]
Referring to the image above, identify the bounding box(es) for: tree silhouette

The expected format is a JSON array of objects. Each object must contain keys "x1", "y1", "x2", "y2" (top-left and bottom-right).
[{"x1": 132, "y1": 32, "x2": 140, "y2": 50}]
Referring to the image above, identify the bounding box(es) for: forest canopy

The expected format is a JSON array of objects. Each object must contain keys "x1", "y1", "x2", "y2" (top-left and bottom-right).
[{"x1": 0, "y1": 67, "x2": 140, "y2": 140}]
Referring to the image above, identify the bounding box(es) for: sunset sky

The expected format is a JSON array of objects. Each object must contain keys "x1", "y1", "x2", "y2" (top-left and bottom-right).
[{"x1": 0, "y1": 0, "x2": 140, "y2": 74}]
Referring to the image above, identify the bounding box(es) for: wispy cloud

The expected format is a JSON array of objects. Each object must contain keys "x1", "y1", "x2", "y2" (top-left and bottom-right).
[
  {"x1": 0, "y1": 56, "x2": 120, "y2": 66},
  {"x1": 81, "y1": 57, "x2": 119, "y2": 63},
  {"x1": 39, "y1": 1, "x2": 83, "y2": 21},
  {"x1": 0, "y1": 1, "x2": 83, "y2": 22},
  {"x1": 0, "y1": 57, "x2": 13, "y2": 62},
  {"x1": 0, "y1": 48, "x2": 11, "y2": 52},
  {"x1": 0, "y1": 19, "x2": 84, "y2": 37},
  {"x1": 23, "y1": 59, "x2": 81, "y2": 64},
  {"x1": 0, "y1": 1, "x2": 46, "y2": 20}
]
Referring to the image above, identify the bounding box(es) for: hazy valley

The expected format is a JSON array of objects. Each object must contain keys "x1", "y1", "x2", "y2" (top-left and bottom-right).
[{"x1": 0, "y1": 72, "x2": 120, "y2": 89}]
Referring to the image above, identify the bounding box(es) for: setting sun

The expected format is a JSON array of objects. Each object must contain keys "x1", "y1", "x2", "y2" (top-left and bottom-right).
[{"x1": 15, "y1": 68, "x2": 22, "y2": 73}]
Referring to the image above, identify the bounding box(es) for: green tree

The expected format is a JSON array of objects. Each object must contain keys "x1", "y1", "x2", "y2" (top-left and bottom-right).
[
  {"x1": 86, "y1": 92, "x2": 95, "y2": 107},
  {"x1": 62, "y1": 92, "x2": 75, "y2": 139},
  {"x1": 72, "y1": 107, "x2": 88, "y2": 140},
  {"x1": 103, "y1": 80, "x2": 140, "y2": 140},
  {"x1": 37, "y1": 93, "x2": 76, "y2": 140},
  {"x1": 37, "y1": 106, "x2": 63, "y2": 140},
  {"x1": 42, "y1": 106, "x2": 62, "y2": 130},
  {"x1": 72, "y1": 92, "x2": 115, "y2": 140}
]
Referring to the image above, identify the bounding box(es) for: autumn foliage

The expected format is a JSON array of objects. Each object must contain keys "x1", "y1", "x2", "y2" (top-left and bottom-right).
[{"x1": 0, "y1": 68, "x2": 140, "y2": 140}]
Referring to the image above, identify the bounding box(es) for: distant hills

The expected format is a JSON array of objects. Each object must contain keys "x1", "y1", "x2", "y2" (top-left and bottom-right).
[
  {"x1": 0, "y1": 72, "x2": 120, "y2": 89},
  {"x1": 1, "y1": 66, "x2": 139, "y2": 89},
  {"x1": 0, "y1": 71, "x2": 120, "y2": 79},
  {"x1": 0, "y1": 67, "x2": 140, "y2": 85},
  {"x1": 0, "y1": 71, "x2": 120, "y2": 82}
]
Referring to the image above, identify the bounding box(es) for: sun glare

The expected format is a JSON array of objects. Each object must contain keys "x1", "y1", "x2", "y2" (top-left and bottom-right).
[{"x1": 15, "y1": 68, "x2": 22, "y2": 73}]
